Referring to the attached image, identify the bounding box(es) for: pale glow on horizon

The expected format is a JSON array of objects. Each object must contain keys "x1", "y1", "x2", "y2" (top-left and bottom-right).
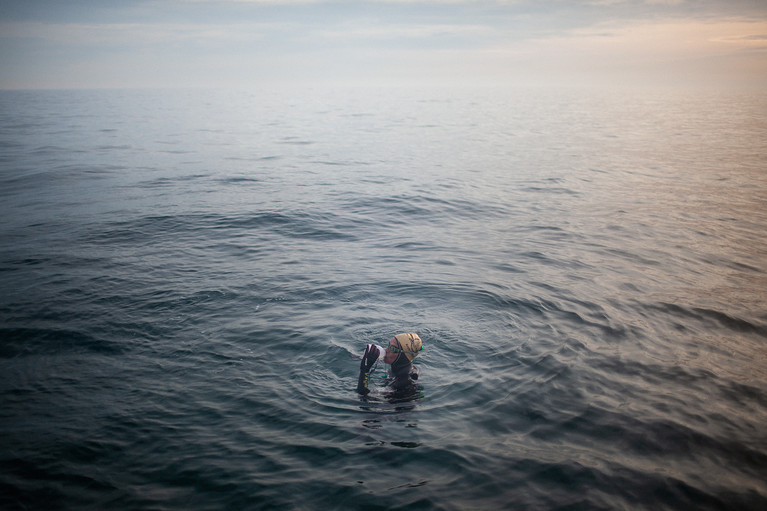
[
  {"x1": 500, "y1": 19, "x2": 767, "y2": 78},
  {"x1": 0, "y1": 0, "x2": 765, "y2": 89}
]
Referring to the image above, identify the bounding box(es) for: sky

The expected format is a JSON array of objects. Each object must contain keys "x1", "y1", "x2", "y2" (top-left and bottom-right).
[{"x1": 1, "y1": 0, "x2": 766, "y2": 89}]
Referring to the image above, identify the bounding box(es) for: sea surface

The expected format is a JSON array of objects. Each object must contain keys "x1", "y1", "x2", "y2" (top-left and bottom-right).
[{"x1": 1, "y1": 86, "x2": 766, "y2": 510}]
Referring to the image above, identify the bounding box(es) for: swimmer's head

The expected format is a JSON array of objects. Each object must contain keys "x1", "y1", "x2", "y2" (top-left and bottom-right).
[{"x1": 384, "y1": 333, "x2": 422, "y2": 365}]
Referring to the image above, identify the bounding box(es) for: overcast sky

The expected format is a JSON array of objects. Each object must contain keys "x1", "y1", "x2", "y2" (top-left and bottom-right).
[{"x1": 1, "y1": 0, "x2": 765, "y2": 89}]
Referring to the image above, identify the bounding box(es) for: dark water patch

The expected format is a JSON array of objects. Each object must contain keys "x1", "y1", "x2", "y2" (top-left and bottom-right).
[
  {"x1": 689, "y1": 306, "x2": 767, "y2": 336},
  {"x1": 647, "y1": 302, "x2": 767, "y2": 337},
  {"x1": 95, "y1": 144, "x2": 132, "y2": 151},
  {"x1": 0, "y1": 164, "x2": 122, "y2": 193},
  {"x1": 98, "y1": 211, "x2": 366, "y2": 243},
  {"x1": 0, "y1": 457, "x2": 122, "y2": 510},
  {"x1": 547, "y1": 404, "x2": 767, "y2": 474},
  {"x1": 514, "y1": 457, "x2": 734, "y2": 511},
  {"x1": 0, "y1": 327, "x2": 124, "y2": 358},
  {"x1": 139, "y1": 174, "x2": 211, "y2": 188},
  {"x1": 494, "y1": 261, "x2": 525, "y2": 274},
  {"x1": 374, "y1": 193, "x2": 510, "y2": 225},
  {"x1": 521, "y1": 185, "x2": 580, "y2": 195},
  {"x1": 30, "y1": 144, "x2": 87, "y2": 157},
  {"x1": 215, "y1": 176, "x2": 263, "y2": 184}
]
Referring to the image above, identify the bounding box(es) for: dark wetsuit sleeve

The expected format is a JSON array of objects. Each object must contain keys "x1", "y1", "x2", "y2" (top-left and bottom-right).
[{"x1": 356, "y1": 344, "x2": 379, "y2": 395}]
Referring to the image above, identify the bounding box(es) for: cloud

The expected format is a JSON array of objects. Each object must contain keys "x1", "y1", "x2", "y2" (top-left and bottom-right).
[
  {"x1": 0, "y1": 21, "x2": 285, "y2": 46},
  {"x1": 314, "y1": 22, "x2": 494, "y2": 43},
  {"x1": 714, "y1": 33, "x2": 767, "y2": 44}
]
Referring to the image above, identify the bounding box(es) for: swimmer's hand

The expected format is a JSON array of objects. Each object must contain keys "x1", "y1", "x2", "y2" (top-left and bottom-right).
[{"x1": 360, "y1": 343, "x2": 380, "y2": 371}]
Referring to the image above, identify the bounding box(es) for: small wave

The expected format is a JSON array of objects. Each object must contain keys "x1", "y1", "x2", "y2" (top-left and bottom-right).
[
  {"x1": 521, "y1": 186, "x2": 580, "y2": 195},
  {"x1": 648, "y1": 302, "x2": 767, "y2": 337},
  {"x1": 278, "y1": 137, "x2": 314, "y2": 145},
  {"x1": 215, "y1": 176, "x2": 262, "y2": 184},
  {"x1": 0, "y1": 327, "x2": 123, "y2": 358},
  {"x1": 86, "y1": 211, "x2": 366, "y2": 244},
  {"x1": 95, "y1": 144, "x2": 132, "y2": 151}
]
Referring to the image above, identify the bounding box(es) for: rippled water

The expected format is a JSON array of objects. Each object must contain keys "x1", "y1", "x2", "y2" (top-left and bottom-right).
[{"x1": 1, "y1": 87, "x2": 766, "y2": 510}]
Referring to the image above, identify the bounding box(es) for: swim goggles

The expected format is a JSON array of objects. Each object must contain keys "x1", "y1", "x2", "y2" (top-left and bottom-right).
[{"x1": 386, "y1": 344, "x2": 423, "y2": 355}]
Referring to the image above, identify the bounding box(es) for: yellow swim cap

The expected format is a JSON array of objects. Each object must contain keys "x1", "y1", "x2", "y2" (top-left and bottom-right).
[{"x1": 394, "y1": 333, "x2": 422, "y2": 362}]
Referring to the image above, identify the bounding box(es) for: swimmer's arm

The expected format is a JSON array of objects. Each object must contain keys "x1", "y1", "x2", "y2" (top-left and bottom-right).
[{"x1": 356, "y1": 344, "x2": 384, "y2": 395}]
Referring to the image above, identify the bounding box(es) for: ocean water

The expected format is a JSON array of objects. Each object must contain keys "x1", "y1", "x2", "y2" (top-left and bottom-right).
[{"x1": 0, "y1": 86, "x2": 766, "y2": 510}]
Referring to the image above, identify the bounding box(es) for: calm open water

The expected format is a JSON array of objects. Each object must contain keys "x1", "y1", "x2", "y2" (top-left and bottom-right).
[{"x1": 1, "y1": 87, "x2": 766, "y2": 510}]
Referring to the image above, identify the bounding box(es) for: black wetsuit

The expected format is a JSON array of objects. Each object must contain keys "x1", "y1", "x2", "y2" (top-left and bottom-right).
[
  {"x1": 386, "y1": 354, "x2": 419, "y2": 391},
  {"x1": 357, "y1": 344, "x2": 418, "y2": 395}
]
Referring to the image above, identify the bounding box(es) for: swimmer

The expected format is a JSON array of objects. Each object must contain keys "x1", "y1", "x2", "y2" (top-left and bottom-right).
[{"x1": 356, "y1": 333, "x2": 423, "y2": 395}]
